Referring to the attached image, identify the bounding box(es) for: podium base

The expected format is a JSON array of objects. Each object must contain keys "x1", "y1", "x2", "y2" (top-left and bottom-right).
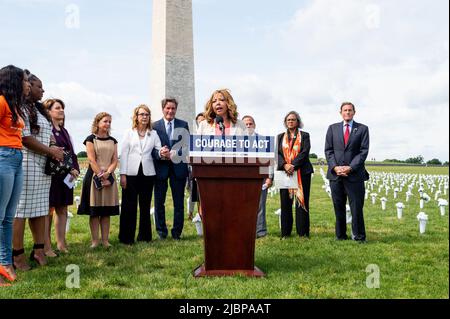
[{"x1": 193, "y1": 265, "x2": 265, "y2": 278}]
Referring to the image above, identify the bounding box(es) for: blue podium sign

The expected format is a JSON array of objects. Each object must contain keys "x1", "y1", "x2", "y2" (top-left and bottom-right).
[{"x1": 190, "y1": 135, "x2": 275, "y2": 158}]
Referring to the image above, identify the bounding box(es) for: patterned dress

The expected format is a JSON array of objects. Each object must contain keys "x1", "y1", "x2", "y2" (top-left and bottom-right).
[
  {"x1": 15, "y1": 106, "x2": 52, "y2": 219},
  {"x1": 77, "y1": 135, "x2": 119, "y2": 217}
]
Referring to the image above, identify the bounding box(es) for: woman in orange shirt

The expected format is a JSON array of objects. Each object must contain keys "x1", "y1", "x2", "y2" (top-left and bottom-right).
[{"x1": 0, "y1": 65, "x2": 30, "y2": 287}]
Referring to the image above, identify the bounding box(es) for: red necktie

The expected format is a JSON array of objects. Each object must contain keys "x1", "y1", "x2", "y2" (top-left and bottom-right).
[{"x1": 344, "y1": 124, "x2": 350, "y2": 146}]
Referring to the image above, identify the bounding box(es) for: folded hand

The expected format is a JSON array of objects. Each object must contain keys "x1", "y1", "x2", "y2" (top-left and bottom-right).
[
  {"x1": 334, "y1": 166, "x2": 351, "y2": 177},
  {"x1": 284, "y1": 164, "x2": 295, "y2": 175}
]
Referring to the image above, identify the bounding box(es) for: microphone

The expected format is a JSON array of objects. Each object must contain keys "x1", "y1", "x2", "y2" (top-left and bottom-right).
[{"x1": 216, "y1": 116, "x2": 225, "y2": 135}]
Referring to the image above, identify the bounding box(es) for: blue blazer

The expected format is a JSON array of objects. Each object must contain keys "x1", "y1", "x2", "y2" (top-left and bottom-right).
[
  {"x1": 324, "y1": 121, "x2": 370, "y2": 182},
  {"x1": 152, "y1": 118, "x2": 190, "y2": 180}
]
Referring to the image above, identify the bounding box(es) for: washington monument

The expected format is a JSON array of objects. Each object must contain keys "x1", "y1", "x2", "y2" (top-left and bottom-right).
[{"x1": 150, "y1": 0, "x2": 196, "y2": 127}]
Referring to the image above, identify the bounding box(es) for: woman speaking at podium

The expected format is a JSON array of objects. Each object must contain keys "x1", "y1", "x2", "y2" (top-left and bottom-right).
[
  {"x1": 193, "y1": 89, "x2": 248, "y2": 221},
  {"x1": 197, "y1": 89, "x2": 247, "y2": 136}
]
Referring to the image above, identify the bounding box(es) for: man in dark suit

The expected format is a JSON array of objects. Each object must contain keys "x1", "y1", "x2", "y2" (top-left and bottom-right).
[
  {"x1": 152, "y1": 98, "x2": 190, "y2": 240},
  {"x1": 325, "y1": 102, "x2": 370, "y2": 243}
]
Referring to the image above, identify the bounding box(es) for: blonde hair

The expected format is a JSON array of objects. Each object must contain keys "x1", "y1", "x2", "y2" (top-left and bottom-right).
[
  {"x1": 132, "y1": 104, "x2": 152, "y2": 130},
  {"x1": 91, "y1": 112, "x2": 112, "y2": 135},
  {"x1": 204, "y1": 89, "x2": 239, "y2": 125}
]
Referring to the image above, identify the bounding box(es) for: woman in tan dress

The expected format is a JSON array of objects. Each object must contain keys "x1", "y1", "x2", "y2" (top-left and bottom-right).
[{"x1": 77, "y1": 112, "x2": 119, "y2": 248}]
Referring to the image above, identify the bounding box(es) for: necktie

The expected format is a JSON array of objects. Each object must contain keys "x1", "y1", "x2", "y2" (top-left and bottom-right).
[
  {"x1": 344, "y1": 124, "x2": 350, "y2": 146},
  {"x1": 167, "y1": 121, "x2": 173, "y2": 146}
]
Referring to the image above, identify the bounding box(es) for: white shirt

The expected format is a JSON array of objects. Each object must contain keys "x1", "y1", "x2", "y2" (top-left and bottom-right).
[
  {"x1": 196, "y1": 119, "x2": 249, "y2": 135},
  {"x1": 343, "y1": 120, "x2": 354, "y2": 135}
]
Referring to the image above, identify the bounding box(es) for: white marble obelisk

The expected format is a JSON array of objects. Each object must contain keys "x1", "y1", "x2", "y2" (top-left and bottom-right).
[{"x1": 150, "y1": 0, "x2": 195, "y2": 127}]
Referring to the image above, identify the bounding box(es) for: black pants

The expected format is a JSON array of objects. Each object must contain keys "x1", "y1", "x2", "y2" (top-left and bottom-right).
[
  {"x1": 330, "y1": 178, "x2": 366, "y2": 241},
  {"x1": 119, "y1": 165, "x2": 155, "y2": 244},
  {"x1": 280, "y1": 173, "x2": 311, "y2": 237}
]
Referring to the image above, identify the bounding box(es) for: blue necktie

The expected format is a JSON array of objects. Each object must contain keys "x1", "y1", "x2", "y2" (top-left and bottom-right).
[{"x1": 167, "y1": 121, "x2": 173, "y2": 146}]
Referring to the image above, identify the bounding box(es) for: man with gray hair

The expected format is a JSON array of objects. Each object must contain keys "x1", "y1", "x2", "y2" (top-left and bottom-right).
[{"x1": 242, "y1": 115, "x2": 273, "y2": 238}]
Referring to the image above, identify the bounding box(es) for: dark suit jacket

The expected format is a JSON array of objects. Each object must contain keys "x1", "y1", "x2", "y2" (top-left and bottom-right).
[
  {"x1": 152, "y1": 118, "x2": 190, "y2": 180},
  {"x1": 277, "y1": 131, "x2": 314, "y2": 175},
  {"x1": 324, "y1": 121, "x2": 370, "y2": 182}
]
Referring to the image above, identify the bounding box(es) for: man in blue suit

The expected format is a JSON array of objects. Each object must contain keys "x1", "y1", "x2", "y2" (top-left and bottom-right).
[
  {"x1": 325, "y1": 102, "x2": 370, "y2": 243},
  {"x1": 152, "y1": 98, "x2": 190, "y2": 240}
]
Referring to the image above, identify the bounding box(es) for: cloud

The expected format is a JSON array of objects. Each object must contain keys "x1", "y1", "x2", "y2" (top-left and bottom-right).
[
  {"x1": 197, "y1": 0, "x2": 449, "y2": 161},
  {"x1": 43, "y1": 82, "x2": 139, "y2": 153},
  {"x1": 9, "y1": 0, "x2": 448, "y2": 162},
  {"x1": 280, "y1": 0, "x2": 449, "y2": 68},
  {"x1": 45, "y1": 82, "x2": 117, "y2": 118}
]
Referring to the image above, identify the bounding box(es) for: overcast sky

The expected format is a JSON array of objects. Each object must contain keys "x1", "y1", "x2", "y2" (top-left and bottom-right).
[{"x1": 1, "y1": 0, "x2": 449, "y2": 161}]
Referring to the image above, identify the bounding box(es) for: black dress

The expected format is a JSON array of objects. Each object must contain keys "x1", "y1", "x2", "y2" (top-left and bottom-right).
[{"x1": 49, "y1": 126, "x2": 79, "y2": 207}]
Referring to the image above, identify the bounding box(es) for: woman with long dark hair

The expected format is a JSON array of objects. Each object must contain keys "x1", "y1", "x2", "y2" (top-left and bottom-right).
[
  {"x1": 0, "y1": 65, "x2": 30, "y2": 286},
  {"x1": 13, "y1": 71, "x2": 64, "y2": 270}
]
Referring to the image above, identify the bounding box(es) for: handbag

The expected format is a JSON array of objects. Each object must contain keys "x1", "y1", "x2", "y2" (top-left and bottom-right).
[
  {"x1": 93, "y1": 175, "x2": 103, "y2": 190},
  {"x1": 45, "y1": 151, "x2": 74, "y2": 176},
  {"x1": 93, "y1": 174, "x2": 115, "y2": 190}
]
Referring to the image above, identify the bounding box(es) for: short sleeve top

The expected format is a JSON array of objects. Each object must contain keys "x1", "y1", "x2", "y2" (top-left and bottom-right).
[
  {"x1": 0, "y1": 95, "x2": 25, "y2": 149},
  {"x1": 22, "y1": 105, "x2": 52, "y2": 167},
  {"x1": 84, "y1": 134, "x2": 118, "y2": 172},
  {"x1": 84, "y1": 134, "x2": 118, "y2": 146}
]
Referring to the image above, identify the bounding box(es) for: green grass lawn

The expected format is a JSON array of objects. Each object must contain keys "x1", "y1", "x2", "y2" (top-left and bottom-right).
[{"x1": 1, "y1": 166, "x2": 448, "y2": 299}]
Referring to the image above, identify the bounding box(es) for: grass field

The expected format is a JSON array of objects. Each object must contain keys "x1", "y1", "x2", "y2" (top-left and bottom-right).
[{"x1": 1, "y1": 165, "x2": 448, "y2": 299}]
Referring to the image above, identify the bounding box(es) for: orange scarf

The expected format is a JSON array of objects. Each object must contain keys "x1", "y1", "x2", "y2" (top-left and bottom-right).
[{"x1": 282, "y1": 130, "x2": 307, "y2": 212}]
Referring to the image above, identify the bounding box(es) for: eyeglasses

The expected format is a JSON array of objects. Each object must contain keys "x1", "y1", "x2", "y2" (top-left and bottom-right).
[
  {"x1": 138, "y1": 113, "x2": 150, "y2": 117},
  {"x1": 286, "y1": 119, "x2": 298, "y2": 122}
]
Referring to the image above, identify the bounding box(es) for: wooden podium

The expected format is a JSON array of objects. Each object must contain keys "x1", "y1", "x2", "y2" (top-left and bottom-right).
[{"x1": 191, "y1": 157, "x2": 270, "y2": 278}]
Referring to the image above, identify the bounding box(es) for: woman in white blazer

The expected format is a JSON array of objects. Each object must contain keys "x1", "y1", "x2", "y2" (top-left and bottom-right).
[
  {"x1": 196, "y1": 89, "x2": 248, "y2": 136},
  {"x1": 119, "y1": 105, "x2": 162, "y2": 245}
]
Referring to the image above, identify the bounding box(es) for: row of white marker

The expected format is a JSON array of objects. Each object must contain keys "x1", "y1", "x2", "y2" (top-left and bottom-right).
[
  {"x1": 319, "y1": 168, "x2": 449, "y2": 234},
  {"x1": 365, "y1": 172, "x2": 448, "y2": 203}
]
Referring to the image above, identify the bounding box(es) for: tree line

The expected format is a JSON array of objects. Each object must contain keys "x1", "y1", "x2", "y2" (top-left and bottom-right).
[{"x1": 383, "y1": 155, "x2": 449, "y2": 166}]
